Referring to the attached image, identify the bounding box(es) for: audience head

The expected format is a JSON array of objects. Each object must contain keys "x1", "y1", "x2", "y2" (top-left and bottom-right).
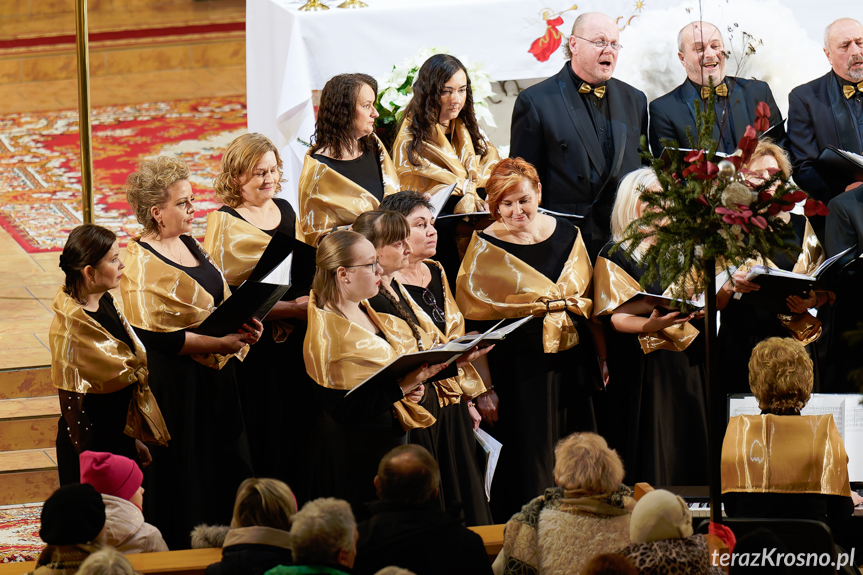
[
  {"x1": 400, "y1": 54, "x2": 486, "y2": 166},
  {"x1": 374, "y1": 444, "x2": 440, "y2": 505},
  {"x1": 76, "y1": 546, "x2": 136, "y2": 575},
  {"x1": 677, "y1": 21, "x2": 726, "y2": 87},
  {"x1": 379, "y1": 192, "x2": 437, "y2": 263},
  {"x1": 313, "y1": 230, "x2": 381, "y2": 309},
  {"x1": 214, "y1": 133, "x2": 283, "y2": 208},
  {"x1": 373, "y1": 569, "x2": 417, "y2": 575},
  {"x1": 749, "y1": 337, "x2": 813, "y2": 415},
  {"x1": 581, "y1": 553, "x2": 638, "y2": 575},
  {"x1": 611, "y1": 168, "x2": 660, "y2": 244},
  {"x1": 311, "y1": 73, "x2": 380, "y2": 159},
  {"x1": 823, "y1": 18, "x2": 863, "y2": 82},
  {"x1": 290, "y1": 497, "x2": 357, "y2": 568},
  {"x1": 59, "y1": 224, "x2": 121, "y2": 304},
  {"x1": 353, "y1": 210, "x2": 412, "y2": 274},
  {"x1": 79, "y1": 451, "x2": 144, "y2": 509},
  {"x1": 231, "y1": 477, "x2": 298, "y2": 531},
  {"x1": 126, "y1": 156, "x2": 193, "y2": 238},
  {"x1": 565, "y1": 13, "x2": 620, "y2": 84},
  {"x1": 554, "y1": 432, "x2": 624, "y2": 495},
  {"x1": 40, "y1": 483, "x2": 106, "y2": 546},
  {"x1": 730, "y1": 528, "x2": 790, "y2": 574},
  {"x1": 485, "y1": 157, "x2": 542, "y2": 226},
  {"x1": 629, "y1": 489, "x2": 693, "y2": 544}
]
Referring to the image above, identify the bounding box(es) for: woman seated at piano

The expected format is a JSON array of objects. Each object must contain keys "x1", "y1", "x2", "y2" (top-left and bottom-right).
[
  {"x1": 716, "y1": 140, "x2": 833, "y2": 396},
  {"x1": 392, "y1": 53, "x2": 500, "y2": 287},
  {"x1": 722, "y1": 337, "x2": 862, "y2": 558},
  {"x1": 298, "y1": 73, "x2": 400, "y2": 246},
  {"x1": 593, "y1": 167, "x2": 709, "y2": 489},
  {"x1": 204, "y1": 132, "x2": 314, "y2": 494}
]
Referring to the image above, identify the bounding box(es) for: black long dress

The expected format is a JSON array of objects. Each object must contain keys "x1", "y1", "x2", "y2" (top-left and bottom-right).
[
  {"x1": 370, "y1": 279, "x2": 493, "y2": 526},
  {"x1": 599, "y1": 243, "x2": 709, "y2": 487},
  {"x1": 217, "y1": 199, "x2": 318, "y2": 499},
  {"x1": 718, "y1": 214, "x2": 822, "y2": 396},
  {"x1": 55, "y1": 293, "x2": 140, "y2": 485},
  {"x1": 133, "y1": 236, "x2": 253, "y2": 550},
  {"x1": 476, "y1": 220, "x2": 599, "y2": 523}
]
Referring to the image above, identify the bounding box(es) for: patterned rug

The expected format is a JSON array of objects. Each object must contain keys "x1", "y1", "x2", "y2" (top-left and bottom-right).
[
  {"x1": 0, "y1": 504, "x2": 43, "y2": 563},
  {"x1": 0, "y1": 97, "x2": 247, "y2": 252}
]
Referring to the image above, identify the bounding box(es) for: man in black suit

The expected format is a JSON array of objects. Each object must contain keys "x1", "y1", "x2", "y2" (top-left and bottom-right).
[
  {"x1": 510, "y1": 11, "x2": 648, "y2": 256},
  {"x1": 788, "y1": 18, "x2": 863, "y2": 209},
  {"x1": 649, "y1": 21, "x2": 785, "y2": 157}
]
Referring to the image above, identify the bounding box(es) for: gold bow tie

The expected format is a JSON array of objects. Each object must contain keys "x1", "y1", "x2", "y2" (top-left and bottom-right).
[
  {"x1": 843, "y1": 82, "x2": 863, "y2": 99},
  {"x1": 701, "y1": 83, "x2": 728, "y2": 98},
  {"x1": 579, "y1": 82, "x2": 606, "y2": 98}
]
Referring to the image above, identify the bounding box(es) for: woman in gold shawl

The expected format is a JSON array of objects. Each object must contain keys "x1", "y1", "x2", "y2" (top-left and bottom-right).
[
  {"x1": 204, "y1": 133, "x2": 315, "y2": 496},
  {"x1": 593, "y1": 167, "x2": 708, "y2": 488},
  {"x1": 298, "y1": 73, "x2": 400, "y2": 245},
  {"x1": 354, "y1": 209, "x2": 494, "y2": 526},
  {"x1": 121, "y1": 156, "x2": 262, "y2": 549},
  {"x1": 454, "y1": 158, "x2": 601, "y2": 523},
  {"x1": 392, "y1": 54, "x2": 500, "y2": 290},
  {"x1": 716, "y1": 140, "x2": 833, "y2": 396},
  {"x1": 303, "y1": 231, "x2": 448, "y2": 517},
  {"x1": 50, "y1": 224, "x2": 169, "y2": 486}
]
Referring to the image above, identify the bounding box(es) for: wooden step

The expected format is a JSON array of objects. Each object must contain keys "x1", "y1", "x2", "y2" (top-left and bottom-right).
[
  {"x1": 0, "y1": 367, "x2": 54, "y2": 400},
  {"x1": 0, "y1": 448, "x2": 59, "y2": 506},
  {"x1": 0, "y1": 396, "x2": 59, "y2": 451}
]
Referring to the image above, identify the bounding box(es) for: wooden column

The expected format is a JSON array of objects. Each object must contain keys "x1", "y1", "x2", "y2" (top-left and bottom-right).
[{"x1": 74, "y1": 0, "x2": 94, "y2": 224}]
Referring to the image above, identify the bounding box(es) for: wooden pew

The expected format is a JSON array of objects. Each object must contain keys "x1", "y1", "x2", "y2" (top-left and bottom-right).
[{"x1": 0, "y1": 525, "x2": 506, "y2": 574}]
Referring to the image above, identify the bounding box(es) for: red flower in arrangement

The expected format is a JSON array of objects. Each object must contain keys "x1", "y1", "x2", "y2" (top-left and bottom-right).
[
  {"x1": 716, "y1": 206, "x2": 754, "y2": 233},
  {"x1": 750, "y1": 215, "x2": 768, "y2": 229},
  {"x1": 737, "y1": 125, "x2": 760, "y2": 165},
  {"x1": 804, "y1": 198, "x2": 830, "y2": 217},
  {"x1": 529, "y1": 16, "x2": 565, "y2": 62},
  {"x1": 753, "y1": 101, "x2": 771, "y2": 132},
  {"x1": 696, "y1": 194, "x2": 710, "y2": 206},
  {"x1": 682, "y1": 149, "x2": 719, "y2": 180}
]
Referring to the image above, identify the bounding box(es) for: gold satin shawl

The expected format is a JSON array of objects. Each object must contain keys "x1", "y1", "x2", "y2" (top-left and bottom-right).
[
  {"x1": 303, "y1": 291, "x2": 435, "y2": 431},
  {"x1": 721, "y1": 414, "x2": 851, "y2": 497},
  {"x1": 593, "y1": 256, "x2": 700, "y2": 354},
  {"x1": 298, "y1": 134, "x2": 400, "y2": 245},
  {"x1": 392, "y1": 117, "x2": 500, "y2": 214},
  {"x1": 395, "y1": 262, "x2": 487, "y2": 404},
  {"x1": 455, "y1": 227, "x2": 593, "y2": 353},
  {"x1": 202, "y1": 210, "x2": 296, "y2": 343},
  {"x1": 120, "y1": 237, "x2": 247, "y2": 369},
  {"x1": 49, "y1": 289, "x2": 170, "y2": 446}
]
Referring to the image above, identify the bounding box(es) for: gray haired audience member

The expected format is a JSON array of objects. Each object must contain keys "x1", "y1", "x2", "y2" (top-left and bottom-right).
[
  {"x1": 76, "y1": 547, "x2": 136, "y2": 575},
  {"x1": 353, "y1": 445, "x2": 492, "y2": 575}
]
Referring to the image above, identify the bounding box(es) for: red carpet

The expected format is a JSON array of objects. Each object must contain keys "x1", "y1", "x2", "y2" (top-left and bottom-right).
[
  {"x1": 0, "y1": 504, "x2": 42, "y2": 563},
  {"x1": 0, "y1": 97, "x2": 246, "y2": 252}
]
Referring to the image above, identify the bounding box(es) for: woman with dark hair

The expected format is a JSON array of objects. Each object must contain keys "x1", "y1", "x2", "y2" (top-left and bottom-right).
[
  {"x1": 50, "y1": 224, "x2": 169, "y2": 485},
  {"x1": 298, "y1": 73, "x2": 400, "y2": 245},
  {"x1": 392, "y1": 53, "x2": 500, "y2": 287},
  {"x1": 455, "y1": 159, "x2": 599, "y2": 522},
  {"x1": 122, "y1": 156, "x2": 262, "y2": 549},
  {"x1": 303, "y1": 230, "x2": 447, "y2": 518},
  {"x1": 204, "y1": 133, "x2": 314, "y2": 495},
  {"x1": 354, "y1": 210, "x2": 493, "y2": 525}
]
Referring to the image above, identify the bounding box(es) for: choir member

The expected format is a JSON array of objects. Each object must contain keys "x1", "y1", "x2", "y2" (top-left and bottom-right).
[
  {"x1": 593, "y1": 167, "x2": 709, "y2": 487},
  {"x1": 509, "y1": 12, "x2": 647, "y2": 257},
  {"x1": 353, "y1": 209, "x2": 493, "y2": 526},
  {"x1": 716, "y1": 140, "x2": 832, "y2": 396},
  {"x1": 303, "y1": 230, "x2": 447, "y2": 519},
  {"x1": 50, "y1": 224, "x2": 169, "y2": 485},
  {"x1": 298, "y1": 73, "x2": 400, "y2": 245},
  {"x1": 454, "y1": 158, "x2": 599, "y2": 522},
  {"x1": 649, "y1": 21, "x2": 784, "y2": 157},
  {"x1": 204, "y1": 133, "x2": 315, "y2": 494},
  {"x1": 392, "y1": 54, "x2": 500, "y2": 288},
  {"x1": 121, "y1": 156, "x2": 262, "y2": 549}
]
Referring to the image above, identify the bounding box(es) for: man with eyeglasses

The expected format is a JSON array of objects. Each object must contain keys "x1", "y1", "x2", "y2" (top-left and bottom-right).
[
  {"x1": 510, "y1": 11, "x2": 648, "y2": 258},
  {"x1": 648, "y1": 21, "x2": 785, "y2": 158}
]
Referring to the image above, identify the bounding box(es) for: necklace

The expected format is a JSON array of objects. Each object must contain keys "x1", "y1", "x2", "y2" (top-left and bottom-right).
[
  {"x1": 399, "y1": 264, "x2": 426, "y2": 287},
  {"x1": 154, "y1": 236, "x2": 185, "y2": 262}
]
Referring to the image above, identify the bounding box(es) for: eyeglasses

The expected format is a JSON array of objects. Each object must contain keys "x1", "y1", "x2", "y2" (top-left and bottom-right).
[
  {"x1": 422, "y1": 289, "x2": 446, "y2": 324},
  {"x1": 575, "y1": 36, "x2": 623, "y2": 51},
  {"x1": 344, "y1": 259, "x2": 380, "y2": 272}
]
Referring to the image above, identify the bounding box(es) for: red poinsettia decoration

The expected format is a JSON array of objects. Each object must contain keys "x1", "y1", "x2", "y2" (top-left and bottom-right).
[
  {"x1": 529, "y1": 16, "x2": 565, "y2": 62},
  {"x1": 753, "y1": 101, "x2": 771, "y2": 132},
  {"x1": 804, "y1": 198, "x2": 830, "y2": 217},
  {"x1": 715, "y1": 206, "x2": 768, "y2": 233},
  {"x1": 682, "y1": 149, "x2": 719, "y2": 180}
]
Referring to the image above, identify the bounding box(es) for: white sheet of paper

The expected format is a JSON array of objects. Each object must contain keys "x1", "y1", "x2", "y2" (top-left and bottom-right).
[
  {"x1": 474, "y1": 428, "x2": 502, "y2": 502},
  {"x1": 262, "y1": 252, "x2": 293, "y2": 286}
]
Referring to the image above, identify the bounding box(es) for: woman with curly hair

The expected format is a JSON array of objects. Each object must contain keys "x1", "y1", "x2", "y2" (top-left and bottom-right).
[
  {"x1": 298, "y1": 73, "x2": 400, "y2": 245},
  {"x1": 204, "y1": 133, "x2": 316, "y2": 494},
  {"x1": 121, "y1": 156, "x2": 262, "y2": 549}
]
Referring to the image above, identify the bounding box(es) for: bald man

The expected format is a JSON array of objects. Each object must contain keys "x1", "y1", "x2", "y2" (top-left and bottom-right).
[
  {"x1": 649, "y1": 21, "x2": 784, "y2": 157},
  {"x1": 510, "y1": 12, "x2": 648, "y2": 257},
  {"x1": 788, "y1": 18, "x2": 863, "y2": 212}
]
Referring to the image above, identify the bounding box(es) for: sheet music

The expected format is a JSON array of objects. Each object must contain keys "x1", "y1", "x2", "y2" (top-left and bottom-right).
[
  {"x1": 428, "y1": 181, "x2": 458, "y2": 218},
  {"x1": 841, "y1": 149, "x2": 863, "y2": 165},
  {"x1": 840, "y1": 395, "x2": 863, "y2": 482},
  {"x1": 474, "y1": 428, "x2": 502, "y2": 502},
  {"x1": 261, "y1": 252, "x2": 293, "y2": 286}
]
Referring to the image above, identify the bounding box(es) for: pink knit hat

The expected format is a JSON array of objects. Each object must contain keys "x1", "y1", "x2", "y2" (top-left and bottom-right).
[{"x1": 79, "y1": 451, "x2": 143, "y2": 501}]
